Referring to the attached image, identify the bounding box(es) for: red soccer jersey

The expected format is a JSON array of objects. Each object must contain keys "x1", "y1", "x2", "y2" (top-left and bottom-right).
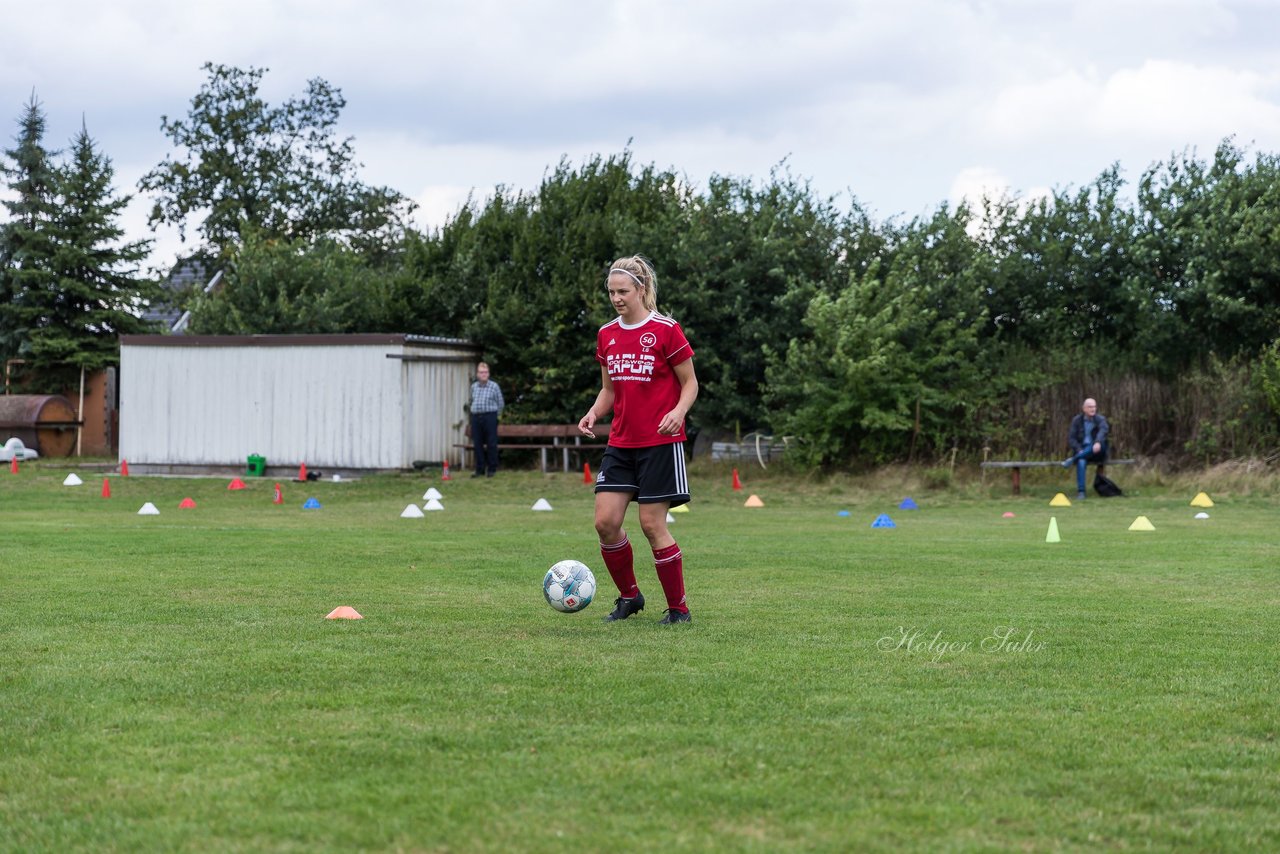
[{"x1": 596, "y1": 311, "x2": 694, "y2": 447}]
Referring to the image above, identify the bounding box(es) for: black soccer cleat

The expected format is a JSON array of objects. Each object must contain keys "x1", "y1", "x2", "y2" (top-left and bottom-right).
[
  {"x1": 603, "y1": 592, "x2": 645, "y2": 622},
  {"x1": 659, "y1": 608, "x2": 692, "y2": 625}
]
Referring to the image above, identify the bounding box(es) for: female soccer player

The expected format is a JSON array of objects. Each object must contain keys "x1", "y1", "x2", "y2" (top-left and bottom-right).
[{"x1": 578, "y1": 255, "x2": 698, "y2": 624}]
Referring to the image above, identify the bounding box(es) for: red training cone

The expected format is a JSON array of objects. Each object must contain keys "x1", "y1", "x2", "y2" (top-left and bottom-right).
[
  {"x1": 732, "y1": 468, "x2": 742, "y2": 491},
  {"x1": 442, "y1": 460, "x2": 452, "y2": 481},
  {"x1": 101, "y1": 478, "x2": 111, "y2": 498},
  {"x1": 179, "y1": 497, "x2": 197, "y2": 509},
  {"x1": 273, "y1": 482, "x2": 284, "y2": 505},
  {"x1": 297, "y1": 462, "x2": 308, "y2": 482},
  {"x1": 228, "y1": 478, "x2": 247, "y2": 490},
  {"x1": 583, "y1": 462, "x2": 592, "y2": 484},
  {"x1": 9, "y1": 457, "x2": 17, "y2": 474},
  {"x1": 120, "y1": 459, "x2": 130, "y2": 477}
]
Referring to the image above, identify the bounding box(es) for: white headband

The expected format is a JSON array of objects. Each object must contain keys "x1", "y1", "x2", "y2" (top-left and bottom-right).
[{"x1": 609, "y1": 268, "x2": 646, "y2": 288}]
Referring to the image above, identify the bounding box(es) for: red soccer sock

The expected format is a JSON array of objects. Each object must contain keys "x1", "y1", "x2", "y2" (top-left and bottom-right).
[
  {"x1": 653, "y1": 542, "x2": 688, "y2": 613},
  {"x1": 600, "y1": 535, "x2": 639, "y2": 599}
]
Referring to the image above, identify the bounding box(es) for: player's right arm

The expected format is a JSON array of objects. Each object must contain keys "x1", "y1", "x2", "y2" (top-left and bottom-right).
[{"x1": 579, "y1": 365, "x2": 614, "y2": 438}]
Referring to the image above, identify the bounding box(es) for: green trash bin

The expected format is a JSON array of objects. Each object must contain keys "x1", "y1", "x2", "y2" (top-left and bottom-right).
[{"x1": 247, "y1": 454, "x2": 266, "y2": 477}]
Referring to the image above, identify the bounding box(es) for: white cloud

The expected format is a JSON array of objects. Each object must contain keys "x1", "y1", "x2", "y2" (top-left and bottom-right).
[
  {"x1": 1097, "y1": 60, "x2": 1280, "y2": 139},
  {"x1": 980, "y1": 60, "x2": 1280, "y2": 147},
  {"x1": 413, "y1": 185, "x2": 477, "y2": 231},
  {"x1": 949, "y1": 166, "x2": 1054, "y2": 236},
  {"x1": 949, "y1": 166, "x2": 1014, "y2": 210}
]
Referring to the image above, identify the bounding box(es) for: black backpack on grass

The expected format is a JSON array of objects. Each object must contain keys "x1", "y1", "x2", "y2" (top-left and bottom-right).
[{"x1": 1093, "y1": 472, "x2": 1123, "y2": 497}]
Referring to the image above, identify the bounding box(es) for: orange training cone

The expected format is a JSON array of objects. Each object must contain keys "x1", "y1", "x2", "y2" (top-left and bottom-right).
[
  {"x1": 297, "y1": 462, "x2": 307, "y2": 481},
  {"x1": 101, "y1": 478, "x2": 111, "y2": 498},
  {"x1": 273, "y1": 482, "x2": 284, "y2": 504},
  {"x1": 442, "y1": 460, "x2": 452, "y2": 481},
  {"x1": 583, "y1": 462, "x2": 592, "y2": 484},
  {"x1": 732, "y1": 468, "x2": 742, "y2": 491},
  {"x1": 9, "y1": 457, "x2": 17, "y2": 474},
  {"x1": 120, "y1": 459, "x2": 130, "y2": 476},
  {"x1": 326, "y1": 606, "x2": 363, "y2": 620}
]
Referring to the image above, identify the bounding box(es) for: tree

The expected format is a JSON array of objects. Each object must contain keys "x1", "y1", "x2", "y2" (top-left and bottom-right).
[
  {"x1": 650, "y1": 169, "x2": 876, "y2": 432},
  {"x1": 2, "y1": 99, "x2": 157, "y2": 390},
  {"x1": 979, "y1": 165, "x2": 1139, "y2": 355},
  {"x1": 764, "y1": 206, "x2": 992, "y2": 466},
  {"x1": 395, "y1": 157, "x2": 875, "y2": 433},
  {"x1": 139, "y1": 63, "x2": 413, "y2": 258},
  {"x1": 0, "y1": 93, "x2": 60, "y2": 371},
  {"x1": 186, "y1": 229, "x2": 401, "y2": 334},
  {"x1": 1130, "y1": 140, "x2": 1280, "y2": 370},
  {"x1": 24, "y1": 123, "x2": 157, "y2": 386}
]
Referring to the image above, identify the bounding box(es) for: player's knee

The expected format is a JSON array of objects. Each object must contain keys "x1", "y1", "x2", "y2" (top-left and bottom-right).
[
  {"x1": 594, "y1": 515, "x2": 622, "y2": 541},
  {"x1": 638, "y1": 516, "x2": 667, "y2": 544}
]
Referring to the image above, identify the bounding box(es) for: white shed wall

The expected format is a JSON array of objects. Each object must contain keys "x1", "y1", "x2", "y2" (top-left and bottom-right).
[
  {"x1": 120, "y1": 337, "x2": 476, "y2": 469},
  {"x1": 401, "y1": 358, "x2": 473, "y2": 464}
]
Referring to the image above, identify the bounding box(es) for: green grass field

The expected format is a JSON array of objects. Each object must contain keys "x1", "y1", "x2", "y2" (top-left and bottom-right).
[{"x1": 2, "y1": 463, "x2": 1277, "y2": 851}]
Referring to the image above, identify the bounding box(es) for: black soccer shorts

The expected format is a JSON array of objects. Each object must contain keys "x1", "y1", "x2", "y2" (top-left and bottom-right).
[{"x1": 595, "y1": 442, "x2": 690, "y2": 507}]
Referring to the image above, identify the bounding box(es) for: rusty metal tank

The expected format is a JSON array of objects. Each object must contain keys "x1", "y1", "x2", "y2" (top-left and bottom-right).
[{"x1": 0, "y1": 394, "x2": 80, "y2": 457}]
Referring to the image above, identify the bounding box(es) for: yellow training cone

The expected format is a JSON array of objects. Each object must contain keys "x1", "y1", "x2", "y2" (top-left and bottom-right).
[
  {"x1": 744, "y1": 494, "x2": 765, "y2": 507},
  {"x1": 1190, "y1": 492, "x2": 1214, "y2": 508},
  {"x1": 1128, "y1": 516, "x2": 1155, "y2": 531},
  {"x1": 669, "y1": 504, "x2": 689, "y2": 513},
  {"x1": 1049, "y1": 492, "x2": 1072, "y2": 507},
  {"x1": 1045, "y1": 517, "x2": 1061, "y2": 543}
]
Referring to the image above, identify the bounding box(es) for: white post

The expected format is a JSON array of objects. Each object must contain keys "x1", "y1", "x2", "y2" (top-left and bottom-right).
[{"x1": 77, "y1": 366, "x2": 85, "y2": 457}]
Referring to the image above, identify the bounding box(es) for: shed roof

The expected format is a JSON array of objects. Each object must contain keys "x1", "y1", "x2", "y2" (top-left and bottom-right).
[{"x1": 120, "y1": 333, "x2": 475, "y2": 349}]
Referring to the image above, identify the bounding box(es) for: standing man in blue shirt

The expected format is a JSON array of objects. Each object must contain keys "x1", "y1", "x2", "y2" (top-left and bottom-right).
[
  {"x1": 1062, "y1": 397, "x2": 1110, "y2": 500},
  {"x1": 469, "y1": 361, "x2": 504, "y2": 477}
]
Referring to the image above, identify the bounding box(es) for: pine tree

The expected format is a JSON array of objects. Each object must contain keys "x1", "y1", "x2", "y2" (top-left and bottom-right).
[
  {"x1": 0, "y1": 93, "x2": 61, "y2": 374},
  {"x1": 26, "y1": 121, "x2": 156, "y2": 388},
  {"x1": 1, "y1": 97, "x2": 156, "y2": 390}
]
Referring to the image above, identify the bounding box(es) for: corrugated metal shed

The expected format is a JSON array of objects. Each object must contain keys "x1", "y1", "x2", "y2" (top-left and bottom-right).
[{"x1": 119, "y1": 334, "x2": 479, "y2": 471}]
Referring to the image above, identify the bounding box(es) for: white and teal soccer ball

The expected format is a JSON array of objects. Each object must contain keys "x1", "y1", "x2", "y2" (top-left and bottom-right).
[{"x1": 543, "y1": 560, "x2": 597, "y2": 613}]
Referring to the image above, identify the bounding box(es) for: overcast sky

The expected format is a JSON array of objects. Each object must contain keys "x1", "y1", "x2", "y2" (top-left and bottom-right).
[{"x1": 4, "y1": 0, "x2": 1279, "y2": 272}]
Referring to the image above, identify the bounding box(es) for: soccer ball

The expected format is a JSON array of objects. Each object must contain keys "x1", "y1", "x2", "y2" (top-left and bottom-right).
[{"x1": 543, "y1": 560, "x2": 597, "y2": 613}]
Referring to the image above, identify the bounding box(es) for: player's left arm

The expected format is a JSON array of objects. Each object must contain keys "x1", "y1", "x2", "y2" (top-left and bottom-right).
[{"x1": 657, "y1": 358, "x2": 698, "y2": 436}]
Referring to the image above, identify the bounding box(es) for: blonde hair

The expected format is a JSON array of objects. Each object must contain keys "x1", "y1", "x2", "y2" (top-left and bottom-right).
[{"x1": 608, "y1": 255, "x2": 658, "y2": 313}]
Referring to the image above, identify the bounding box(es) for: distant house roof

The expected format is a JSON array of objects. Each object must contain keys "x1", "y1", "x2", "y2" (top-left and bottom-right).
[{"x1": 142, "y1": 258, "x2": 222, "y2": 334}]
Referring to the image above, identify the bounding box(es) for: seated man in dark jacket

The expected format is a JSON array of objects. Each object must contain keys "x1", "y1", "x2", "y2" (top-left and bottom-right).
[{"x1": 1062, "y1": 398, "x2": 1110, "y2": 499}]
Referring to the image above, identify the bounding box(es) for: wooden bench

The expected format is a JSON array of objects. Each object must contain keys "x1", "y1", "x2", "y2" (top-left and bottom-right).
[
  {"x1": 981, "y1": 458, "x2": 1136, "y2": 495},
  {"x1": 456, "y1": 423, "x2": 610, "y2": 473}
]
